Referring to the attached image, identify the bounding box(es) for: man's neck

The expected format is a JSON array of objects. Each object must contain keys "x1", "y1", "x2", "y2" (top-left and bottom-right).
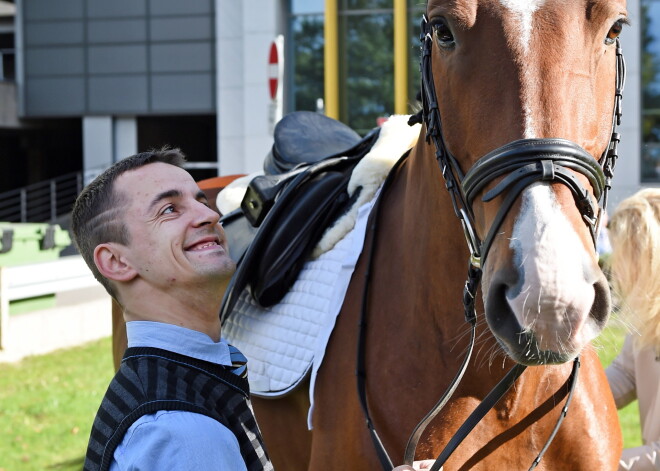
[{"x1": 121, "y1": 281, "x2": 226, "y2": 342}]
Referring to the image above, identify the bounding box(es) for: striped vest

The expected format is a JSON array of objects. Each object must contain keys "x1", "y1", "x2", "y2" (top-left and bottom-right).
[{"x1": 84, "y1": 347, "x2": 273, "y2": 471}]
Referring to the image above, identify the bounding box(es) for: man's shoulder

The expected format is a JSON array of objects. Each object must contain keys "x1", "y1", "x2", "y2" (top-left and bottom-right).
[
  {"x1": 125, "y1": 410, "x2": 238, "y2": 444},
  {"x1": 114, "y1": 410, "x2": 246, "y2": 470}
]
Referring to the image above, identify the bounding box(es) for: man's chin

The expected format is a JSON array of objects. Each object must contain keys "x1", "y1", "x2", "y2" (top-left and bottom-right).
[{"x1": 194, "y1": 258, "x2": 236, "y2": 279}]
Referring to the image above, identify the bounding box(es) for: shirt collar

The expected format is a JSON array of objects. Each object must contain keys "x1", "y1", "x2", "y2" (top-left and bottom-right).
[{"x1": 126, "y1": 321, "x2": 233, "y2": 367}]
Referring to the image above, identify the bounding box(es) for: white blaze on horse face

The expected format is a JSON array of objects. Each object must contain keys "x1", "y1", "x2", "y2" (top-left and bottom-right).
[
  {"x1": 507, "y1": 184, "x2": 597, "y2": 350},
  {"x1": 499, "y1": 0, "x2": 547, "y2": 138},
  {"x1": 498, "y1": 0, "x2": 545, "y2": 53}
]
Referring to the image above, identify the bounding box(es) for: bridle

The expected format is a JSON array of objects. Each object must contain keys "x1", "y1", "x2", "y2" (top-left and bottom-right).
[
  {"x1": 417, "y1": 15, "x2": 625, "y2": 270},
  {"x1": 357, "y1": 14, "x2": 626, "y2": 471}
]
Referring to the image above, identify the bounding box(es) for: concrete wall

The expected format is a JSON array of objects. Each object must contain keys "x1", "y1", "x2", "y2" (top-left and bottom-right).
[
  {"x1": 0, "y1": 285, "x2": 112, "y2": 363},
  {"x1": 608, "y1": 0, "x2": 652, "y2": 210},
  {"x1": 216, "y1": 0, "x2": 284, "y2": 175},
  {"x1": 16, "y1": 0, "x2": 216, "y2": 117}
]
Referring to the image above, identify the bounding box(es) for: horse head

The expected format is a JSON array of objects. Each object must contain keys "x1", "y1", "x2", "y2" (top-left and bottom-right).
[{"x1": 422, "y1": 0, "x2": 627, "y2": 365}]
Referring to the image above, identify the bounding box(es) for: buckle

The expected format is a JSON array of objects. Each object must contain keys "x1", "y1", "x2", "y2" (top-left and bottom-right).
[{"x1": 459, "y1": 209, "x2": 481, "y2": 269}]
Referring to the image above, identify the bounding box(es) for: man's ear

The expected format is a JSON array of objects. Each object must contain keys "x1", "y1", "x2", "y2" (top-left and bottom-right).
[{"x1": 94, "y1": 243, "x2": 138, "y2": 282}]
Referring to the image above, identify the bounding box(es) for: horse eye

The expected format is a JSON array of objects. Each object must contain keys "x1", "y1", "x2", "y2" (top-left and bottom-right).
[
  {"x1": 605, "y1": 20, "x2": 624, "y2": 45},
  {"x1": 432, "y1": 19, "x2": 455, "y2": 48}
]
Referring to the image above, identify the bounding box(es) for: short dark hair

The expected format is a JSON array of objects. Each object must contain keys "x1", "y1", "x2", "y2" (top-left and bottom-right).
[{"x1": 71, "y1": 147, "x2": 187, "y2": 299}]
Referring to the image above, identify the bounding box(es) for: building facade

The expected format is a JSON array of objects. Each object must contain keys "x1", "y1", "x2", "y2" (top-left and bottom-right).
[{"x1": 0, "y1": 0, "x2": 657, "y2": 210}]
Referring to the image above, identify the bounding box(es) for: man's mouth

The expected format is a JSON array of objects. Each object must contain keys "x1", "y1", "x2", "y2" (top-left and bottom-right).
[{"x1": 186, "y1": 237, "x2": 222, "y2": 251}]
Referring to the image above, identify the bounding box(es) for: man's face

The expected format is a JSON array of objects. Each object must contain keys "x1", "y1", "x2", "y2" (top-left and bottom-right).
[{"x1": 113, "y1": 162, "x2": 235, "y2": 290}]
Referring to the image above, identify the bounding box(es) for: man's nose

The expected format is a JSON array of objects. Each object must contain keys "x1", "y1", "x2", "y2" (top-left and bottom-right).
[{"x1": 193, "y1": 200, "x2": 221, "y2": 227}]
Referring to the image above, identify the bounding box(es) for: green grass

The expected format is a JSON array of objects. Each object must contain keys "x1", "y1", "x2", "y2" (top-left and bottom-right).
[
  {"x1": 593, "y1": 322, "x2": 643, "y2": 449},
  {"x1": 0, "y1": 337, "x2": 113, "y2": 471},
  {"x1": 0, "y1": 325, "x2": 642, "y2": 470}
]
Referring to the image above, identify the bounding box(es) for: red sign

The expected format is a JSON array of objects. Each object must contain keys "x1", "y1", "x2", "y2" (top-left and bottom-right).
[{"x1": 268, "y1": 42, "x2": 279, "y2": 100}]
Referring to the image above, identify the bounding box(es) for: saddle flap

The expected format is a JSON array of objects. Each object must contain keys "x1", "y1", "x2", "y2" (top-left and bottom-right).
[
  {"x1": 220, "y1": 157, "x2": 361, "y2": 321},
  {"x1": 252, "y1": 170, "x2": 351, "y2": 306},
  {"x1": 220, "y1": 116, "x2": 383, "y2": 321}
]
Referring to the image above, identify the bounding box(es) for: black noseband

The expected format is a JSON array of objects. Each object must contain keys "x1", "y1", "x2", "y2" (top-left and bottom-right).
[{"x1": 462, "y1": 138, "x2": 605, "y2": 264}]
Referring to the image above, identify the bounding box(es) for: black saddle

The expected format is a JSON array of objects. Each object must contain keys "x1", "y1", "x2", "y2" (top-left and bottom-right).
[
  {"x1": 263, "y1": 111, "x2": 365, "y2": 175},
  {"x1": 220, "y1": 112, "x2": 380, "y2": 322}
]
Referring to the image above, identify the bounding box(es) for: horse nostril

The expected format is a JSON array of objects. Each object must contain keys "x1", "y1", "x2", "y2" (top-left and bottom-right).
[
  {"x1": 589, "y1": 275, "x2": 611, "y2": 328},
  {"x1": 485, "y1": 267, "x2": 519, "y2": 312},
  {"x1": 485, "y1": 269, "x2": 524, "y2": 339}
]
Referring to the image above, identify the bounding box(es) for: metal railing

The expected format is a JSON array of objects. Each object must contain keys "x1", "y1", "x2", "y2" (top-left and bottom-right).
[
  {"x1": 0, "y1": 161, "x2": 220, "y2": 224},
  {"x1": 0, "y1": 172, "x2": 83, "y2": 223}
]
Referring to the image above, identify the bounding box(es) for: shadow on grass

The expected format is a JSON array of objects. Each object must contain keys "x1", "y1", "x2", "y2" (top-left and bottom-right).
[{"x1": 48, "y1": 456, "x2": 84, "y2": 470}]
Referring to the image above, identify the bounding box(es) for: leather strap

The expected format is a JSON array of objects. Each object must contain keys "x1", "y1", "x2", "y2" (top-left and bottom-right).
[
  {"x1": 356, "y1": 152, "x2": 410, "y2": 470},
  {"x1": 461, "y1": 138, "x2": 605, "y2": 263},
  {"x1": 402, "y1": 264, "x2": 480, "y2": 465},
  {"x1": 528, "y1": 357, "x2": 581, "y2": 470},
  {"x1": 421, "y1": 356, "x2": 579, "y2": 471},
  {"x1": 429, "y1": 363, "x2": 527, "y2": 471}
]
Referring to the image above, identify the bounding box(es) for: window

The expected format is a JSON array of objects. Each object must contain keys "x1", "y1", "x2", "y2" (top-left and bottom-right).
[
  {"x1": 408, "y1": 1, "x2": 425, "y2": 113},
  {"x1": 289, "y1": 0, "x2": 325, "y2": 114},
  {"x1": 642, "y1": 0, "x2": 660, "y2": 182},
  {"x1": 288, "y1": 0, "x2": 426, "y2": 133},
  {"x1": 339, "y1": 0, "x2": 394, "y2": 133},
  {"x1": 0, "y1": 32, "x2": 15, "y2": 81}
]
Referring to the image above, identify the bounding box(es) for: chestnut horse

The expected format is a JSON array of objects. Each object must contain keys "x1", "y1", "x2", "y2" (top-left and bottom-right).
[{"x1": 249, "y1": 1, "x2": 627, "y2": 470}]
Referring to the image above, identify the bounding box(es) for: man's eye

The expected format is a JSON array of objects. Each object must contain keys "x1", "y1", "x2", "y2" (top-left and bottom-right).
[{"x1": 162, "y1": 205, "x2": 175, "y2": 215}]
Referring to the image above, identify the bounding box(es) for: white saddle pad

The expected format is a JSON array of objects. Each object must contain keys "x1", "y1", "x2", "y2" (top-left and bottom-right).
[{"x1": 222, "y1": 195, "x2": 377, "y2": 427}]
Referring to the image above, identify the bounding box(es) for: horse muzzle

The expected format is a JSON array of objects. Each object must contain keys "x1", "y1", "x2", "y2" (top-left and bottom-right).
[{"x1": 484, "y1": 249, "x2": 611, "y2": 365}]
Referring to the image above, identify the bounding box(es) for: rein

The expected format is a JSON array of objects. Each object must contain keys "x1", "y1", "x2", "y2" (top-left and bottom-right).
[{"x1": 356, "y1": 14, "x2": 625, "y2": 470}]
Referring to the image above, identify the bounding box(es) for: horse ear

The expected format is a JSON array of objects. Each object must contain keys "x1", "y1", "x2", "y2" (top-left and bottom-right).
[{"x1": 94, "y1": 243, "x2": 137, "y2": 282}]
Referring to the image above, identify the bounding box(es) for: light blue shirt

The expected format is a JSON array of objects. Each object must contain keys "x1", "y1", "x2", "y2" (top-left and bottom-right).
[{"x1": 109, "y1": 321, "x2": 248, "y2": 471}]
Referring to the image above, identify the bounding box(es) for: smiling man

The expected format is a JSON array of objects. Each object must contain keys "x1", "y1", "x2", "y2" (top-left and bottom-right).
[{"x1": 72, "y1": 148, "x2": 273, "y2": 471}]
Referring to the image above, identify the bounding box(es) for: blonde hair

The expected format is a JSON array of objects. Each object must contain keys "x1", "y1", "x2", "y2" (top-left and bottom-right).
[{"x1": 608, "y1": 188, "x2": 660, "y2": 350}]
